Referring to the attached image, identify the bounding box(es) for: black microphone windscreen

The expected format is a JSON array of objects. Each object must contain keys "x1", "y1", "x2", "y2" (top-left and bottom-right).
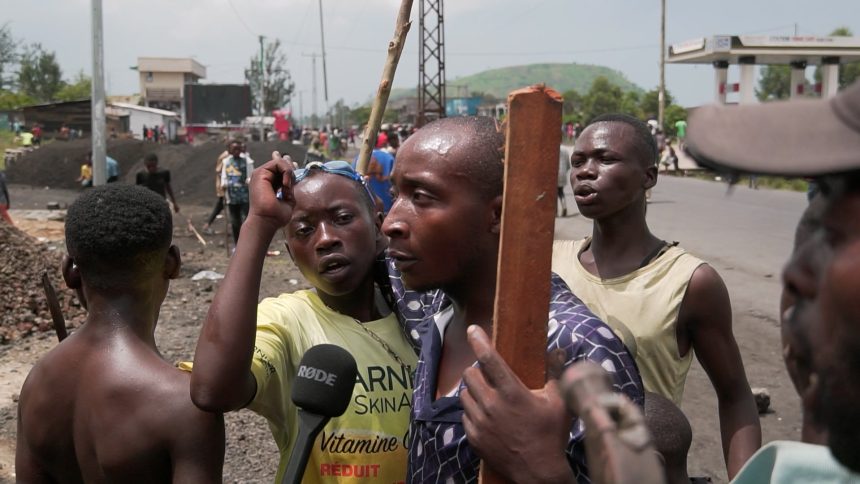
[{"x1": 291, "y1": 344, "x2": 358, "y2": 417}]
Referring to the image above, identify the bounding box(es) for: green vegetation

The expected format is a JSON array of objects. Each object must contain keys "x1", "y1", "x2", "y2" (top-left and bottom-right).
[
  {"x1": 561, "y1": 76, "x2": 687, "y2": 135},
  {"x1": 0, "y1": 130, "x2": 16, "y2": 152},
  {"x1": 388, "y1": 62, "x2": 642, "y2": 102},
  {"x1": 0, "y1": 24, "x2": 95, "y2": 109}
]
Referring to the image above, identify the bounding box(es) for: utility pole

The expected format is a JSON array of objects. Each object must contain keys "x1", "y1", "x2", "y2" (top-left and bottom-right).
[
  {"x1": 318, "y1": 0, "x2": 331, "y2": 126},
  {"x1": 90, "y1": 0, "x2": 107, "y2": 186},
  {"x1": 658, "y1": 0, "x2": 666, "y2": 130},
  {"x1": 302, "y1": 53, "x2": 319, "y2": 128},
  {"x1": 298, "y1": 90, "x2": 304, "y2": 126},
  {"x1": 259, "y1": 35, "x2": 266, "y2": 117}
]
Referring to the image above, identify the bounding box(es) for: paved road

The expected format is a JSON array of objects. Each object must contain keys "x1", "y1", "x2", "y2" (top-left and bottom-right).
[{"x1": 554, "y1": 175, "x2": 809, "y2": 482}]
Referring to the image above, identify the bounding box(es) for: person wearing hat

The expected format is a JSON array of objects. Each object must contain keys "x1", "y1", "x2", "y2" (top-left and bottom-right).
[{"x1": 685, "y1": 80, "x2": 860, "y2": 481}]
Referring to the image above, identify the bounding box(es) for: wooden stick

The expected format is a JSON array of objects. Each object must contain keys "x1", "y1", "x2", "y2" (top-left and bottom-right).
[
  {"x1": 355, "y1": 0, "x2": 414, "y2": 175},
  {"x1": 185, "y1": 215, "x2": 207, "y2": 246},
  {"x1": 41, "y1": 271, "x2": 68, "y2": 342},
  {"x1": 481, "y1": 85, "x2": 562, "y2": 484}
]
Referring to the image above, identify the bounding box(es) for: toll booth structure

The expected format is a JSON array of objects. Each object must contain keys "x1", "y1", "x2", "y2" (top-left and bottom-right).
[{"x1": 667, "y1": 35, "x2": 860, "y2": 102}]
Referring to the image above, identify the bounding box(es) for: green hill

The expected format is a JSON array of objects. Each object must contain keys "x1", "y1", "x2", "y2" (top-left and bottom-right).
[{"x1": 388, "y1": 62, "x2": 642, "y2": 101}]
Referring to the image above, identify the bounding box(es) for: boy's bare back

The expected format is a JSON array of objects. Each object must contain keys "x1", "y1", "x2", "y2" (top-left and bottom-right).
[
  {"x1": 17, "y1": 329, "x2": 224, "y2": 483},
  {"x1": 16, "y1": 185, "x2": 224, "y2": 483}
]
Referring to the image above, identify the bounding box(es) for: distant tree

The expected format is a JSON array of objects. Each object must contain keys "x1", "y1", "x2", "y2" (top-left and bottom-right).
[
  {"x1": 639, "y1": 88, "x2": 673, "y2": 119},
  {"x1": 581, "y1": 76, "x2": 623, "y2": 122},
  {"x1": 620, "y1": 91, "x2": 643, "y2": 119},
  {"x1": 245, "y1": 39, "x2": 295, "y2": 114},
  {"x1": 18, "y1": 43, "x2": 62, "y2": 102},
  {"x1": 349, "y1": 105, "x2": 372, "y2": 127},
  {"x1": 756, "y1": 65, "x2": 791, "y2": 101},
  {"x1": 55, "y1": 71, "x2": 91, "y2": 102},
  {"x1": 561, "y1": 89, "x2": 584, "y2": 123},
  {"x1": 0, "y1": 89, "x2": 34, "y2": 110},
  {"x1": 664, "y1": 104, "x2": 687, "y2": 137},
  {"x1": 814, "y1": 27, "x2": 860, "y2": 90},
  {"x1": 0, "y1": 23, "x2": 18, "y2": 91}
]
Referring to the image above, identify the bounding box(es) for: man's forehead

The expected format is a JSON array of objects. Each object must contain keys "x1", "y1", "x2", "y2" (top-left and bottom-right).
[
  {"x1": 404, "y1": 126, "x2": 463, "y2": 157},
  {"x1": 575, "y1": 122, "x2": 637, "y2": 152}
]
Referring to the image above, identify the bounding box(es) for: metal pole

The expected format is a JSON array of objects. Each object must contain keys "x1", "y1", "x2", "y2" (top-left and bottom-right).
[
  {"x1": 318, "y1": 0, "x2": 330, "y2": 126},
  {"x1": 259, "y1": 35, "x2": 266, "y2": 116},
  {"x1": 260, "y1": 35, "x2": 266, "y2": 140},
  {"x1": 658, "y1": 0, "x2": 666, "y2": 129},
  {"x1": 91, "y1": 0, "x2": 107, "y2": 186}
]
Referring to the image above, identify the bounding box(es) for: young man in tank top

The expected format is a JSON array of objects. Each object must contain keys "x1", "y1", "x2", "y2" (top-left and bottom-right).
[{"x1": 551, "y1": 113, "x2": 761, "y2": 479}]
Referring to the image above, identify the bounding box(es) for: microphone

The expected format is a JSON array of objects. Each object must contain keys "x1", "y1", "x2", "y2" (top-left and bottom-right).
[{"x1": 281, "y1": 344, "x2": 358, "y2": 484}]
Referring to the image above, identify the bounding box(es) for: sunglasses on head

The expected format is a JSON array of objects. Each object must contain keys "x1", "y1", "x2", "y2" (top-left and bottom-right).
[
  {"x1": 288, "y1": 160, "x2": 376, "y2": 204},
  {"x1": 294, "y1": 160, "x2": 362, "y2": 183}
]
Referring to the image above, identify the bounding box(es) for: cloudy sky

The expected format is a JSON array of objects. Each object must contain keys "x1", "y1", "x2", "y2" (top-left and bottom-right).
[{"x1": 4, "y1": 0, "x2": 860, "y2": 115}]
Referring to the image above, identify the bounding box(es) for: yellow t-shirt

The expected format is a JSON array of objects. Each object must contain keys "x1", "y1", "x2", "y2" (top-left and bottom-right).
[
  {"x1": 249, "y1": 290, "x2": 417, "y2": 484},
  {"x1": 552, "y1": 238, "x2": 704, "y2": 405},
  {"x1": 80, "y1": 164, "x2": 92, "y2": 181}
]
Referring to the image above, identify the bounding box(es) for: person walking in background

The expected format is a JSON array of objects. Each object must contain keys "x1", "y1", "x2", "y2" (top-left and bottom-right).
[
  {"x1": 203, "y1": 141, "x2": 233, "y2": 233},
  {"x1": 221, "y1": 141, "x2": 254, "y2": 244},
  {"x1": 136, "y1": 153, "x2": 179, "y2": 213},
  {"x1": 558, "y1": 145, "x2": 571, "y2": 217},
  {"x1": 106, "y1": 155, "x2": 120, "y2": 183},
  {"x1": 31, "y1": 124, "x2": 42, "y2": 147}
]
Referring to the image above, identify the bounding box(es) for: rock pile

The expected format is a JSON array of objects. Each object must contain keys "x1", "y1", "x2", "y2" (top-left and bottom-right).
[{"x1": 0, "y1": 222, "x2": 85, "y2": 343}]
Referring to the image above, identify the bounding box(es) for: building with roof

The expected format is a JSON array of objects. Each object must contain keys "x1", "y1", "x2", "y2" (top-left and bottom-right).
[
  {"x1": 137, "y1": 57, "x2": 206, "y2": 115},
  {"x1": 668, "y1": 35, "x2": 860, "y2": 104},
  {"x1": 108, "y1": 102, "x2": 179, "y2": 140}
]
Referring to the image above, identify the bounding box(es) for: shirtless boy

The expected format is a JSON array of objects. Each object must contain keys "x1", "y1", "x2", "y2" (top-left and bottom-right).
[{"x1": 16, "y1": 184, "x2": 224, "y2": 483}]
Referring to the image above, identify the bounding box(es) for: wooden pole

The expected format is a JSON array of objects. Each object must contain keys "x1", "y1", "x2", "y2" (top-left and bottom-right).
[
  {"x1": 41, "y1": 271, "x2": 68, "y2": 342},
  {"x1": 355, "y1": 0, "x2": 414, "y2": 175},
  {"x1": 481, "y1": 85, "x2": 562, "y2": 483}
]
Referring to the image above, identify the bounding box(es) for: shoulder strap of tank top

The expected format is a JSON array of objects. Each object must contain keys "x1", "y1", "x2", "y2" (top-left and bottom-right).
[{"x1": 638, "y1": 240, "x2": 680, "y2": 269}]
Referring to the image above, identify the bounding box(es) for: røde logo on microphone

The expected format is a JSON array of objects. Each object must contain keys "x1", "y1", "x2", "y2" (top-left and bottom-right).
[{"x1": 297, "y1": 365, "x2": 338, "y2": 387}]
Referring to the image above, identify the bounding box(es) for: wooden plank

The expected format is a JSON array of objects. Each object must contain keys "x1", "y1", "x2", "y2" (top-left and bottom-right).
[
  {"x1": 493, "y1": 84, "x2": 562, "y2": 388},
  {"x1": 480, "y1": 85, "x2": 562, "y2": 484}
]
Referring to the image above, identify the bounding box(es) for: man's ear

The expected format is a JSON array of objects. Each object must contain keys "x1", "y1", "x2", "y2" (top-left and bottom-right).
[
  {"x1": 490, "y1": 195, "x2": 503, "y2": 235},
  {"x1": 165, "y1": 245, "x2": 182, "y2": 280},
  {"x1": 644, "y1": 163, "x2": 658, "y2": 190},
  {"x1": 62, "y1": 255, "x2": 81, "y2": 289}
]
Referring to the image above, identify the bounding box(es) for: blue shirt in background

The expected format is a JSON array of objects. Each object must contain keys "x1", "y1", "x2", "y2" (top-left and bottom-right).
[{"x1": 353, "y1": 149, "x2": 394, "y2": 213}]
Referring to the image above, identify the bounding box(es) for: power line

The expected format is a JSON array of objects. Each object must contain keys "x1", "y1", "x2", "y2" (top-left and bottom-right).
[{"x1": 227, "y1": 0, "x2": 257, "y2": 37}]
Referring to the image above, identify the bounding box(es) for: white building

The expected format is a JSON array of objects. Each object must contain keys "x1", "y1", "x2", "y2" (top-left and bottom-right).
[{"x1": 108, "y1": 102, "x2": 180, "y2": 140}]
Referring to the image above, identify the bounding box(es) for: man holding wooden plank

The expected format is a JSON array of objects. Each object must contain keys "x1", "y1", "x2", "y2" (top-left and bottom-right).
[{"x1": 382, "y1": 116, "x2": 643, "y2": 483}]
